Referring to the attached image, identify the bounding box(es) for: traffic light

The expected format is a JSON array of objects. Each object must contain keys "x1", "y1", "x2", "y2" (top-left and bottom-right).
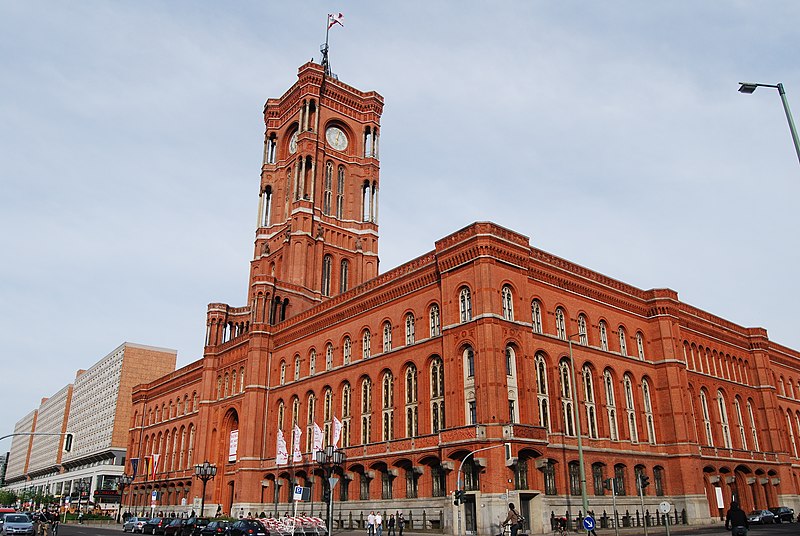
[
  {"x1": 63, "y1": 433, "x2": 73, "y2": 453},
  {"x1": 453, "y1": 490, "x2": 464, "y2": 506},
  {"x1": 603, "y1": 478, "x2": 614, "y2": 492},
  {"x1": 639, "y1": 474, "x2": 650, "y2": 489}
]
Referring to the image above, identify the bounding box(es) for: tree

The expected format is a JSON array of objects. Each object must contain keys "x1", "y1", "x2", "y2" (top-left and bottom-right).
[{"x1": 0, "y1": 489, "x2": 17, "y2": 506}]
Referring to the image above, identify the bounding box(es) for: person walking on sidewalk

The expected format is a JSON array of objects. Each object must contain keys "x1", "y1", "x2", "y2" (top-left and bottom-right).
[
  {"x1": 502, "y1": 503, "x2": 523, "y2": 536},
  {"x1": 397, "y1": 512, "x2": 405, "y2": 536},
  {"x1": 725, "y1": 501, "x2": 749, "y2": 536},
  {"x1": 367, "y1": 511, "x2": 376, "y2": 536},
  {"x1": 387, "y1": 514, "x2": 396, "y2": 536},
  {"x1": 375, "y1": 512, "x2": 383, "y2": 536}
]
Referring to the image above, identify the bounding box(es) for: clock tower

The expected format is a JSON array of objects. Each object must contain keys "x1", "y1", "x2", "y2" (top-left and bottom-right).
[{"x1": 250, "y1": 62, "x2": 383, "y2": 323}]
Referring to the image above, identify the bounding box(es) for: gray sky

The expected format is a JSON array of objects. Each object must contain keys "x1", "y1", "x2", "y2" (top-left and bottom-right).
[{"x1": 2, "y1": 2, "x2": 799, "y2": 443}]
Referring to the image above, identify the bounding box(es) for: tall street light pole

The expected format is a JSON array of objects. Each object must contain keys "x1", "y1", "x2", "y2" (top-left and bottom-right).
[
  {"x1": 116, "y1": 474, "x2": 133, "y2": 523},
  {"x1": 194, "y1": 461, "x2": 217, "y2": 517},
  {"x1": 315, "y1": 445, "x2": 346, "y2": 536},
  {"x1": 739, "y1": 82, "x2": 800, "y2": 167},
  {"x1": 568, "y1": 334, "x2": 590, "y2": 529}
]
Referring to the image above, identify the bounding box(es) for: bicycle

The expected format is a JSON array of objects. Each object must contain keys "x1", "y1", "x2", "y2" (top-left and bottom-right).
[{"x1": 551, "y1": 519, "x2": 569, "y2": 536}]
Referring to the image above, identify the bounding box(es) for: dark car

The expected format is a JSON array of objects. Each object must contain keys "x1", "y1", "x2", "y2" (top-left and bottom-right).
[
  {"x1": 181, "y1": 517, "x2": 210, "y2": 536},
  {"x1": 163, "y1": 518, "x2": 186, "y2": 536},
  {"x1": 224, "y1": 519, "x2": 267, "y2": 536},
  {"x1": 143, "y1": 518, "x2": 169, "y2": 535},
  {"x1": 200, "y1": 521, "x2": 229, "y2": 535},
  {"x1": 747, "y1": 509, "x2": 776, "y2": 524},
  {"x1": 769, "y1": 506, "x2": 794, "y2": 523}
]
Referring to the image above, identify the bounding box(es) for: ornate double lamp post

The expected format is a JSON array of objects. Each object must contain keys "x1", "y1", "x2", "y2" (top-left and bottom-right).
[
  {"x1": 116, "y1": 474, "x2": 133, "y2": 523},
  {"x1": 315, "y1": 446, "x2": 346, "y2": 535},
  {"x1": 194, "y1": 461, "x2": 217, "y2": 517}
]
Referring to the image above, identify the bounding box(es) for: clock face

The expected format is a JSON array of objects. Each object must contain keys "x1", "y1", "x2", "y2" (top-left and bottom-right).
[
  {"x1": 289, "y1": 132, "x2": 298, "y2": 154},
  {"x1": 325, "y1": 126, "x2": 348, "y2": 151}
]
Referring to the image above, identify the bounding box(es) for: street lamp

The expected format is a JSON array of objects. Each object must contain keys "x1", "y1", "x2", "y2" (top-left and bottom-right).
[
  {"x1": 194, "y1": 461, "x2": 217, "y2": 517},
  {"x1": 315, "y1": 445, "x2": 346, "y2": 535},
  {"x1": 738, "y1": 82, "x2": 800, "y2": 166},
  {"x1": 567, "y1": 334, "x2": 590, "y2": 529},
  {"x1": 116, "y1": 474, "x2": 133, "y2": 523},
  {"x1": 75, "y1": 479, "x2": 87, "y2": 519}
]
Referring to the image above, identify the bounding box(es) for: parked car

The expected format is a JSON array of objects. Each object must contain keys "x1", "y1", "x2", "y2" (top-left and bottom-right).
[
  {"x1": 224, "y1": 519, "x2": 267, "y2": 536},
  {"x1": 747, "y1": 509, "x2": 776, "y2": 524},
  {"x1": 769, "y1": 506, "x2": 795, "y2": 523},
  {"x1": 143, "y1": 518, "x2": 169, "y2": 534},
  {"x1": 124, "y1": 517, "x2": 150, "y2": 533},
  {"x1": 163, "y1": 518, "x2": 186, "y2": 536},
  {"x1": 1, "y1": 513, "x2": 34, "y2": 535},
  {"x1": 200, "y1": 521, "x2": 229, "y2": 535},
  {"x1": 181, "y1": 517, "x2": 210, "y2": 536}
]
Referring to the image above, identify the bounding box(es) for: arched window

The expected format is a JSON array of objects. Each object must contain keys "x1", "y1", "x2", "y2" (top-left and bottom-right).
[
  {"x1": 614, "y1": 464, "x2": 627, "y2": 496},
  {"x1": 717, "y1": 390, "x2": 732, "y2": 449},
  {"x1": 323, "y1": 161, "x2": 333, "y2": 215},
  {"x1": 292, "y1": 396, "x2": 300, "y2": 427},
  {"x1": 592, "y1": 463, "x2": 606, "y2": 496},
  {"x1": 294, "y1": 355, "x2": 301, "y2": 381},
  {"x1": 321, "y1": 255, "x2": 332, "y2": 297},
  {"x1": 323, "y1": 388, "x2": 333, "y2": 445},
  {"x1": 306, "y1": 393, "x2": 317, "y2": 451},
  {"x1": 277, "y1": 401, "x2": 285, "y2": 430},
  {"x1": 555, "y1": 308, "x2": 567, "y2": 340},
  {"x1": 699, "y1": 390, "x2": 713, "y2": 446},
  {"x1": 577, "y1": 314, "x2": 588, "y2": 345},
  {"x1": 309, "y1": 349, "x2": 317, "y2": 376},
  {"x1": 405, "y1": 365, "x2": 418, "y2": 437},
  {"x1": 501, "y1": 285, "x2": 514, "y2": 321},
  {"x1": 459, "y1": 287, "x2": 472, "y2": 323},
  {"x1": 382, "y1": 322, "x2": 392, "y2": 353},
  {"x1": 636, "y1": 332, "x2": 645, "y2": 360},
  {"x1": 361, "y1": 378, "x2": 372, "y2": 444},
  {"x1": 787, "y1": 411, "x2": 798, "y2": 457},
  {"x1": 341, "y1": 383, "x2": 352, "y2": 447},
  {"x1": 642, "y1": 379, "x2": 656, "y2": 444},
  {"x1": 362, "y1": 330, "x2": 371, "y2": 359},
  {"x1": 430, "y1": 357, "x2": 445, "y2": 433},
  {"x1": 560, "y1": 359, "x2": 575, "y2": 437},
  {"x1": 339, "y1": 259, "x2": 349, "y2": 294},
  {"x1": 464, "y1": 346, "x2": 475, "y2": 379},
  {"x1": 583, "y1": 365, "x2": 598, "y2": 439},
  {"x1": 746, "y1": 400, "x2": 759, "y2": 450},
  {"x1": 568, "y1": 461, "x2": 581, "y2": 496},
  {"x1": 733, "y1": 398, "x2": 747, "y2": 449},
  {"x1": 382, "y1": 372, "x2": 394, "y2": 441},
  {"x1": 405, "y1": 313, "x2": 415, "y2": 345},
  {"x1": 260, "y1": 185, "x2": 272, "y2": 227},
  {"x1": 618, "y1": 326, "x2": 628, "y2": 356},
  {"x1": 239, "y1": 367, "x2": 245, "y2": 392},
  {"x1": 336, "y1": 166, "x2": 345, "y2": 219},
  {"x1": 653, "y1": 466, "x2": 665, "y2": 496},
  {"x1": 325, "y1": 343, "x2": 333, "y2": 371},
  {"x1": 280, "y1": 361, "x2": 286, "y2": 386},
  {"x1": 599, "y1": 321, "x2": 609, "y2": 351},
  {"x1": 429, "y1": 304, "x2": 441, "y2": 337},
  {"x1": 623, "y1": 374, "x2": 638, "y2": 442},
  {"x1": 343, "y1": 336, "x2": 351, "y2": 365},
  {"x1": 535, "y1": 353, "x2": 550, "y2": 431},
  {"x1": 531, "y1": 300, "x2": 543, "y2": 334}
]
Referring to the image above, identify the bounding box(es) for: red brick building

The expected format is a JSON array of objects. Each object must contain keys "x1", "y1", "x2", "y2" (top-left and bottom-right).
[{"x1": 125, "y1": 62, "x2": 800, "y2": 533}]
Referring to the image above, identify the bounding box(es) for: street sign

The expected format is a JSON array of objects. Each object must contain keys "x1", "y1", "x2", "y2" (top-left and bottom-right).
[
  {"x1": 151, "y1": 490, "x2": 158, "y2": 504},
  {"x1": 659, "y1": 501, "x2": 671, "y2": 514},
  {"x1": 328, "y1": 477, "x2": 339, "y2": 489},
  {"x1": 293, "y1": 485, "x2": 303, "y2": 500},
  {"x1": 582, "y1": 516, "x2": 596, "y2": 531}
]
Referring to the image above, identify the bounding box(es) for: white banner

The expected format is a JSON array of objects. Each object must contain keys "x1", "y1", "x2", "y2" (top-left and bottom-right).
[
  {"x1": 276, "y1": 429, "x2": 288, "y2": 465},
  {"x1": 312, "y1": 422, "x2": 323, "y2": 455},
  {"x1": 292, "y1": 425, "x2": 303, "y2": 463},
  {"x1": 332, "y1": 416, "x2": 342, "y2": 447},
  {"x1": 229, "y1": 429, "x2": 239, "y2": 462}
]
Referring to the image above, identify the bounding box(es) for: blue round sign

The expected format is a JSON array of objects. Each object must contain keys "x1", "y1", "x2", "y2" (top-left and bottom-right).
[{"x1": 582, "y1": 516, "x2": 595, "y2": 531}]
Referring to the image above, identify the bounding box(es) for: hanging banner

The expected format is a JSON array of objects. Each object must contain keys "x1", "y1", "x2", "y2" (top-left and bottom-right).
[
  {"x1": 332, "y1": 417, "x2": 342, "y2": 447},
  {"x1": 130, "y1": 458, "x2": 139, "y2": 479},
  {"x1": 292, "y1": 425, "x2": 303, "y2": 463},
  {"x1": 151, "y1": 453, "x2": 160, "y2": 480},
  {"x1": 276, "y1": 429, "x2": 288, "y2": 465},
  {"x1": 229, "y1": 429, "x2": 239, "y2": 462},
  {"x1": 312, "y1": 423, "x2": 323, "y2": 455}
]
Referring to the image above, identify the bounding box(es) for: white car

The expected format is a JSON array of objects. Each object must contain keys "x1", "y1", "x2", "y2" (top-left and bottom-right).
[
  {"x1": 1, "y1": 514, "x2": 34, "y2": 535},
  {"x1": 123, "y1": 517, "x2": 149, "y2": 533}
]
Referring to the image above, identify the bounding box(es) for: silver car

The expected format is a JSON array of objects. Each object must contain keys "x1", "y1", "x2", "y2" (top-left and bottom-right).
[
  {"x1": 1, "y1": 514, "x2": 34, "y2": 535},
  {"x1": 123, "y1": 517, "x2": 150, "y2": 533}
]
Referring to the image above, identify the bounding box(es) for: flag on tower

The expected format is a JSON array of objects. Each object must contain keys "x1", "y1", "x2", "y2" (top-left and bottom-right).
[
  {"x1": 151, "y1": 453, "x2": 160, "y2": 480},
  {"x1": 292, "y1": 425, "x2": 303, "y2": 463},
  {"x1": 130, "y1": 458, "x2": 140, "y2": 479},
  {"x1": 332, "y1": 417, "x2": 343, "y2": 447},
  {"x1": 328, "y1": 13, "x2": 344, "y2": 29},
  {"x1": 276, "y1": 429, "x2": 288, "y2": 465}
]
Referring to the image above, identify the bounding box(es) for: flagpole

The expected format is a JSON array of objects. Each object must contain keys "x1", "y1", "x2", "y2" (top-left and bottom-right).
[{"x1": 322, "y1": 15, "x2": 331, "y2": 75}]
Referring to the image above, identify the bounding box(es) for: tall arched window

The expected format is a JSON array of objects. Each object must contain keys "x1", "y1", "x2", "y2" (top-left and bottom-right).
[
  {"x1": 531, "y1": 300, "x2": 543, "y2": 334},
  {"x1": 535, "y1": 353, "x2": 550, "y2": 431},
  {"x1": 339, "y1": 259, "x2": 349, "y2": 294},
  {"x1": 618, "y1": 327, "x2": 628, "y2": 356},
  {"x1": 624, "y1": 374, "x2": 638, "y2": 442},
  {"x1": 405, "y1": 313, "x2": 415, "y2": 345},
  {"x1": 431, "y1": 357, "x2": 445, "y2": 433},
  {"x1": 362, "y1": 330, "x2": 371, "y2": 359},
  {"x1": 555, "y1": 308, "x2": 567, "y2": 340},
  {"x1": 577, "y1": 314, "x2": 588, "y2": 345},
  {"x1": 501, "y1": 285, "x2": 514, "y2": 321},
  {"x1": 361, "y1": 378, "x2": 372, "y2": 444},
  {"x1": 604, "y1": 369, "x2": 618, "y2": 441},
  {"x1": 653, "y1": 466, "x2": 665, "y2": 496},
  {"x1": 642, "y1": 379, "x2": 656, "y2": 444},
  {"x1": 464, "y1": 346, "x2": 475, "y2": 379},
  {"x1": 382, "y1": 322, "x2": 392, "y2": 353},
  {"x1": 636, "y1": 332, "x2": 645, "y2": 360},
  {"x1": 583, "y1": 365, "x2": 598, "y2": 439},
  {"x1": 294, "y1": 356, "x2": 301, "y2": 381},
  {"x1": 280, "y1": 361, "x2": 286, "y2": 385},
  {"x1": 700, "y1": 390, "x2": 714, "y2": 446},
  {"x1": 459, "y1": 287, "x2": 472, "y2": 323},
  {"x1": 560, "y1": 359, "x2": 575, "y2": 437},
  {"x1": 382, "y1": 372, "x2": 394, "y2": 441},
  {"x1": 309, "y1": 350, "x2": 317, "y2": 376},
  {"x1": 306, "y1": 393, "x2": 317, "y2": 451},
  {"x1": 324, "y1": 343, "x2": 333, "y2": 371},
  {"x1": 336, "y1": 166, "x2": 345, "y2": 219},
  {"x1": 733, "y1": 398, "x2": 747, "y2": 450},
  {"x1": 717, "y1": 390, "x2": 732, "y2": 449},
  {"x1": 321, "y1": 255, "x2": 332, "y2": 297},
  {"x1": 343, "y1": 336, "x2": 352, "y2": 365},
  {"x1": 323, "y1": 388, "x2": 333, "y2": 445},
  {"x1": 323, "y1": 161, "x2": 333, "y2": 215},
  {"x1": 746, "y1": 400, "x2": 759, "y2": 450},
  {"x1": 787, "y1": 411, "x2": 798, "y2": 457},
  {"x1": 429, "y1": 304, "x2": 441, "y2": 337},
  {"x1": 341, "y1": 383, "x2": 352, "y2": 447},
  {"x1": 405, "y1": 365, "x2": 418, "y2": 437},
  {"x1": 599, "y1": 321, "x2": 609, "y2": 351}
]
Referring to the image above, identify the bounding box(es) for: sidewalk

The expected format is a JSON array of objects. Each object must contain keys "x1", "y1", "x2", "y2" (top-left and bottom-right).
[{"x1": 329, "y1": 525, "x2": 733, "y2": 536}]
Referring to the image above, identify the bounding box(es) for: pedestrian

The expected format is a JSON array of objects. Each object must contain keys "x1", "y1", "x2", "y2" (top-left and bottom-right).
[
  {"x1": 724, "y1": 501, "x2": 749, "y2": 536},
  {"x1": 367, "y1": 511, "x2": 376, "y2": 536},
  {"x1": 587, "y1": 511, "x2": 598, "y2": 536},
  {"x1": 77, "y1": 511, "x2": 84, "y2": 524},
  {"x1": 387, "y1": 514, "x2": 396, "y2": 536},
  {"x1": 375, "y1": 511, "x2": 383, "y2": 536},
  {"x1": 397, "y1": 512, "x2": 405, "y2": 536},
  {"x1": 502, "y1": 503, "x2": 523, "y2": 536}
]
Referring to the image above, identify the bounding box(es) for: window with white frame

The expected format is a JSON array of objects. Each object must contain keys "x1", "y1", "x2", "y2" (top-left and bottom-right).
[
  {"x1": 619, "y1": 327, "x2": 628, "y2": 356},
  {"x1": 361, "y1": 378, "x2": 372, "y2": 444},
  {"x1": 734, "y1": 398, "x2": 747, "y2": 450},
  {"x1": 405, "y1": 365, "x2": 418, "y2": 437},
  {"x1": 599, "y1": 321, "x2": 608, "y2": 351},
  {"x1": 578, "y1": 314, "x2": 588, "y2": 345},
  {"x1": 583, "y1": 365, "x2": 598, "y2": 439},
  {"x1": 280, "y1": 361, "x2": 286, "y2": 385},
  {"x1": 747, "y1": 400, "x2": 759, "y2": 450},
  {"x1": 624, "y1": 374, "x2": 638, "y2": 442},
  {"x1": 642, "y1": 379, "x2": 656, "y2": 444},
  {"x1": 531, "y1": 300, "x2": 543, "y2": 334},
  {"x1": 717, "y1": 390, "x2": 732, "y2": 449},
  {"x1": 405, "y1": 313, "x2": 415, "y2": 345},
  {"x1": 604, "y1": 369, "x2": 618, "y2": 440},
  {"x1": 505, "y1": 346, "x2": 515, "y2": 376},
  {"x1": 700, "y1": 390, "x2": 713, "y2": 446},
  {"x1": 464, "y1": 346, "x2": 475, "y2": 379},
  {"x1": 321, "y1": 255, "x2": 332, "y2": 297},
  {"x1": 294, "y1": 355, "x2": 301, "y2": 381},
  {"x1": 343, "y1": 336, "x2": 351, "y2": 365},
  {"x1": 535, "y1": 353, "x2": 550, "y2": 431},
  {"x1": 306, "y1": 393, "x2": 316, "y2": 451},
  {"x1": 560, "y1": 359, "x2": 575, "y2": 437},
  {"x1": 431, "y1": 357, "x2": 445, "y2": 433},
  {"x1": 502, "y1": 285, "x2": 514, "y2": 321},
  {"x1": 323, "y1": 388, "x2": 333, "y2": 445},
  {"x1": 309, "y1": 349, "x2": 316, "y2": 376},
  {"x1": 383, "y1": 322, "x2": 392, "y2": 353},
  {"x1": 362, "y1": 330, "x2": 371, "y2": 359},
  {"x1": 787, "y1": 411, "x2": 798, "y2": 457},
  {"x1": 636, "y1": 332, "x2": 645, "y2": 360},
  {"x1": 382, "y1": 372, "x2": 394, "y2": 441},
  {"x1": 325, "y1": 343, "x2": 333, "y2": 371},
  {"x1": 555, "y1": 308, "x2": 567, "y2": 340},
  {"x1": 341, "y1": 383, "x2": 351, "y2": 447},
  {"x1": 429, "y1": 304, "x2": 441, "y2": 337},
  {"x1": 459, "y1": 287, "x2": 472, "y2": 323}
]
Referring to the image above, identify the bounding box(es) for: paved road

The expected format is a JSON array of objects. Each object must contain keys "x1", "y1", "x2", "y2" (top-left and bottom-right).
[{"x1": 54, "y1": 522, "x2": 800, "y2": 536}]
